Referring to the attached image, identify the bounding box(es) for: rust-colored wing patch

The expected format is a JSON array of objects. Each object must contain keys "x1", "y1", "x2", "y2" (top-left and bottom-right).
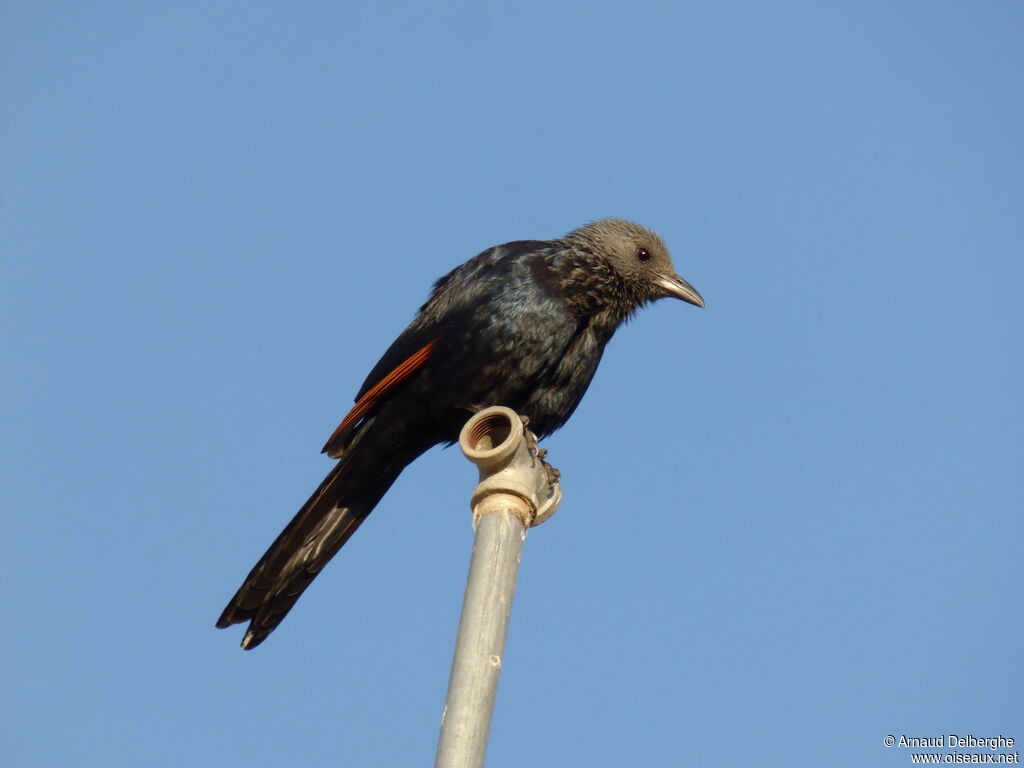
[{"x1": 322, "y1": 338, "x2": 438, "y2": 458}]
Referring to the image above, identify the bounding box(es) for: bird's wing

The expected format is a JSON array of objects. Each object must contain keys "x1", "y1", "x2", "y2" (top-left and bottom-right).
[
  {"x1": 322, "y1": 335, "x2": 439, "y2": 458},
  {"x1": 322, "y1": 239, "x2": 555, "y2": 458}
]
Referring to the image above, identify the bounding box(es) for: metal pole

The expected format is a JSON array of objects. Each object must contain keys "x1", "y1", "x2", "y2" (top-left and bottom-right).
[
  {"x1": 434, "y1": 496, "x2": 527, "y2": 768},
  {"x1": 434, "y1": 407, "x2": 561, "y2": 768}
]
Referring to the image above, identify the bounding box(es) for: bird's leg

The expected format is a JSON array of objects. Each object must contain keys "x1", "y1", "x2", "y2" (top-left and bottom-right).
[
  {"x1": 518, "y1": 414, "x2": 561, "y2": 488},
  {"x1": 518, "y1": 414, "x2": 537, "y2": 453}
]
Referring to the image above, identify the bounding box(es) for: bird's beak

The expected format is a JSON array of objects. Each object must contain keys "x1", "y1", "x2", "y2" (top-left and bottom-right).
[{"x1": 656, "y1": 274, "x2": 704, "y2": 307}]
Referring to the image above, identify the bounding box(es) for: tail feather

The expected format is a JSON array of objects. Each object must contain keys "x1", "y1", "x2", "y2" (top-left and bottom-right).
[{"x1": 217, "y1": 417, "x2": 429, "y2": 649}]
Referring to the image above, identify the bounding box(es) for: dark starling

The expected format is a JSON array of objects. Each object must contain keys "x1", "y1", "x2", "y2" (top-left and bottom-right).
[{"x1": 217, "y1": 219, "x2": 703, "y2": 648}]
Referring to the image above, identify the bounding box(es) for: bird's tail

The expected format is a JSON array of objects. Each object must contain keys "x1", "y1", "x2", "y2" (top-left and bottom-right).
[{"x1": 216, "y1": 417, "x2": 428, "y2": 649}]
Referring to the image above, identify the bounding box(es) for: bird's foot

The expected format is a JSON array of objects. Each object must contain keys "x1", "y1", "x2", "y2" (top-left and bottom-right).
[
  {"x1": 518, "y1": 414, "x2": 538, "y2": 453},
  {"x1": 517, "y1": 414, "x2": 560, "y2": 488},
  {"x1": 541, "y1": 457, "x2": 561, "y2": 487}
]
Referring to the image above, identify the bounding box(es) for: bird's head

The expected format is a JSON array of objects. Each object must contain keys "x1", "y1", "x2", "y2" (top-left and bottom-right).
[{"x1": 565, "y1": 218, "x2": 704, "y2": 309}]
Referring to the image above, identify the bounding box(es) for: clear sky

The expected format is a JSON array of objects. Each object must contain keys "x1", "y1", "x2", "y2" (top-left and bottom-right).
[{"x1": 3, "y1": 2, "x2": 1021, "y2": 766}]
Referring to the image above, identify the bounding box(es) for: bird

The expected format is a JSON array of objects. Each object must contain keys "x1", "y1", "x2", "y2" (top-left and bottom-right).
[{"x1": 217, "y1": 218, "x2": 703, "y2": 649}]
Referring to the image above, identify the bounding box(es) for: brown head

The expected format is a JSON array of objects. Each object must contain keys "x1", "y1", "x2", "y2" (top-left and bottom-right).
[{"x1": 563, "y1": 218, "x2": 704, "y2": 308}]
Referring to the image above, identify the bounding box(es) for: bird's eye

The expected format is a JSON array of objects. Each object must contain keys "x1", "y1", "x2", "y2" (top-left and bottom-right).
[{"x1": 636, "y1": 247, "x2": 651, "y2": 262}]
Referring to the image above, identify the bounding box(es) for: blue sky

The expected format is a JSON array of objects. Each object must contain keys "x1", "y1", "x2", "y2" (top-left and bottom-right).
[{"x1": 2, "y1": 2, "x2": 1021, "y2": 766}]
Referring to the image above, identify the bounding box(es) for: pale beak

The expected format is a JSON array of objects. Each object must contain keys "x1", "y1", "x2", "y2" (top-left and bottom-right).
[{"x1": 656, "y1": 274, "x2": 704, "y2": 307}]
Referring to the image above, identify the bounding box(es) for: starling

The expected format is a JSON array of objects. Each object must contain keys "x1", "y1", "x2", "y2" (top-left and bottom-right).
[{"x1": 217, "y1": 218, "x2": 703, "y2": 648}]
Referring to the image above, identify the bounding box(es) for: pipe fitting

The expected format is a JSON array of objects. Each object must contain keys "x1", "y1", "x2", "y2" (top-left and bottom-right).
[{"x1": 458, "y1": 406, "x2": 562, "y2": 526}]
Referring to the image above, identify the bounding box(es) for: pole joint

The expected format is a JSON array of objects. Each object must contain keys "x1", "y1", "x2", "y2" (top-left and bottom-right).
[{"x1": 459, "y1": 406, "x2": 562, "y2": 528}]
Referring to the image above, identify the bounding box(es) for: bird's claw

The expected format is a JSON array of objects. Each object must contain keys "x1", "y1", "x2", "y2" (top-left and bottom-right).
[
  {"x1": 516, "y1": 413, "x2": 560, "y2": 489},
  {"x1": 542, "y1": 459, "x2": 561, "y2": 487},
  {"x1": 518, "y1": 415, "x2": 538, "y2": 453}
]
